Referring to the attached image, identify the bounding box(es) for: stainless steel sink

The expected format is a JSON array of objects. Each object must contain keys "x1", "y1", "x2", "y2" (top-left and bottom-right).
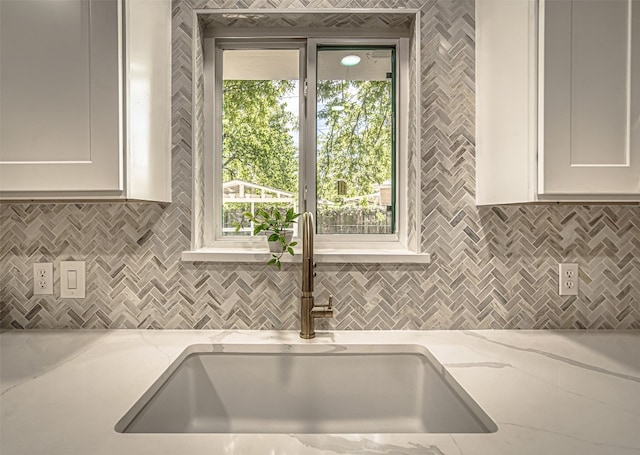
[{"x1": 116, "y1": 344, "x2": 497, "y2": 434}]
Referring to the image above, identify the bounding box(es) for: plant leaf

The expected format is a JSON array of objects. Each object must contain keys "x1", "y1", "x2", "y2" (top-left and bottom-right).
[
  {"x1": 268, "y1": 233, "x2": 280, "y2": 242},
  {"x1": 287, "y1": 247, "x2": 294, "y2": 256},
  {"x1": 289, "y1": 241, "x2": 298, "y2": 247},
  {"x1": 267, "y1": 258, "x2": 277, "y2": 266}
]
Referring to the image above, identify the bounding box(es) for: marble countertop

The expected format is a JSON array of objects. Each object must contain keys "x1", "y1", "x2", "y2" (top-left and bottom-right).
[{"x1": 1, "y1": 330, "x2": 639, "y2": 454}]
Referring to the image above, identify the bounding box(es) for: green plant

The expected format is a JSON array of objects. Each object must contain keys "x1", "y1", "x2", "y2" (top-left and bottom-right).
[{"x1": 234, "y1": 207, "x2": 301, "y2": 269}]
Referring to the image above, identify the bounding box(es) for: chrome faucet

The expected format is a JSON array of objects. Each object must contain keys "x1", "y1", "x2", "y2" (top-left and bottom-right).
[{"x1": 300, "y1": 211, "x2": 333, "y2": 339}]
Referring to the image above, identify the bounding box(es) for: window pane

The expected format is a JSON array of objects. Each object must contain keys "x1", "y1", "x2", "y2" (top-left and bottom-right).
[
  {"x1": 221, "y1": 49, "x2": 300, "y2": 236},
  {"x1": 316, "y1": 47, "x2": 395, "y2": 234}
]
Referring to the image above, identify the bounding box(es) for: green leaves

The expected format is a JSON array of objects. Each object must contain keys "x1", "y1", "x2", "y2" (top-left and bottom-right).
[
  {"x1": 222, "y1": 75, "x2": 393, "y2": 267},
  {"x1": 268, "y1": 255, "x2": 282, "y2": 270},
  {"x1": 237, "y1": 207, "x2": 301, "y2": 269},
  {"x1": 316, "y1": 79, "x2": 393, "y2": 204},
  {"x1": 222, "y1": 80, "x2": 298, "y2": 194},
  {"x1": 285, "y1": 207, "x2": 297, "y2": 222},
  {"x1": 267, "y1": 233, "x2": 280, "y2": 242},
  {"x1": 241, "y1": 207, "x2": 300, "y2": 234}
]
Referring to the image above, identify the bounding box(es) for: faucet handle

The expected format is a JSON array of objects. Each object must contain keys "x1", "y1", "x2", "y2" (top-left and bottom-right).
[{"x1": 316, "y1": 295, "x2": 333, "y2": 309}]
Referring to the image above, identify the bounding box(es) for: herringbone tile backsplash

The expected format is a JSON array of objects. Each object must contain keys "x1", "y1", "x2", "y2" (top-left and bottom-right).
[{"x1": 1, "y1": 0, "x2": 639, "y2": 330}]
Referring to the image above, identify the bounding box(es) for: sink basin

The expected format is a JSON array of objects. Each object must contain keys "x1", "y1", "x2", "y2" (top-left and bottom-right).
[{"x1": 116, "y1": 344, "x2": 497, "y2": 434}]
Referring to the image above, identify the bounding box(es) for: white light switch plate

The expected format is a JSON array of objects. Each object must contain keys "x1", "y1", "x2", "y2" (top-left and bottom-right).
[{"x1": 60, "y1": 261, "x2": 86, "y2": 299}]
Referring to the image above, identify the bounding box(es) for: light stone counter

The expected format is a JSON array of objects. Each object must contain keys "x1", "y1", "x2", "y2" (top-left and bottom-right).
[{"x1": 1, "y1": 330, "x2": 639, "y2": 454}]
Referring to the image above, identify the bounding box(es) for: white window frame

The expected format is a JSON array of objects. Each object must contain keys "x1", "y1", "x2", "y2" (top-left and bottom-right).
[
  {"x1": 207, "y1": 39, "x2": 307, "y2": 247},
  {"x1": 185, "y1": 18, "x2": 428, "y2": 264},
  {"x1": 306, "y1": 38, "x2": 408, "y2": 251}
]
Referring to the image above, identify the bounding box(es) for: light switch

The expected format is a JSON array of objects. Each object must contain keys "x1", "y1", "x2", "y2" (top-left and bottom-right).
[
  {"x1": 67, "y1": 270, "x2": 78, "y2": 289},
  {"x1": 60, "y1": 261, "x2": 85, "y2": 299}
]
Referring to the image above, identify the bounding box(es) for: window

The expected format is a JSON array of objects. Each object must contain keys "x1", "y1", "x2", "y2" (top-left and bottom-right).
[
  {"x1": 214, "y1": 40, "x2": 397, "y2": 241},
  {"x1": 218, "y1": 46, "x2": 303, "y2": 237},
  {"x1": 199, "y1": 29, "x2": 418, "y2": 259},
  {"x1": 315, "y1": 46, "x2": 396, "y2": 235}
]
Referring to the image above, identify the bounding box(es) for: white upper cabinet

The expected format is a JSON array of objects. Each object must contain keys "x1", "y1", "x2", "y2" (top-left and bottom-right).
[
  {"x1": 0, "y1": 0, "x2": 121, "y2": 193},
  {"x1": 0, "y1": 0, "x2": 171, "y2": 201},
  {"x1": 541, "y1": 0, "x2": 640, "y2": 195},
  {"x1": 476, "y1": 0, "x2": 640, "y2": 204}
]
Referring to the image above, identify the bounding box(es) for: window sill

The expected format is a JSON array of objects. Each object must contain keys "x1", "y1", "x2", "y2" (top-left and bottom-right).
[{"x1": 181, "y1": 248, "x2": 430, "y2": 264}]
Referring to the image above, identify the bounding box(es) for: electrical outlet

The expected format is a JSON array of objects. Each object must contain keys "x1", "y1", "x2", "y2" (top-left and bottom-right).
[
  {"x1": 559, "y1": 263, "x2": 579, "y2": 296},
  {"x1": 33, "y1": 262, "x2": 53, "y2": 295}
]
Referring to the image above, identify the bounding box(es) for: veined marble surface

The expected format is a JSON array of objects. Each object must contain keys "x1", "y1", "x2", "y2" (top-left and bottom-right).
[{"x1": 1, "y1": 330, "x2": 639, "y2": 454}]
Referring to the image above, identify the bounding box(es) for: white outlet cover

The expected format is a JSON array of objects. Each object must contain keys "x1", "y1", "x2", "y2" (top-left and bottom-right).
[
  {"x1": 60, "y1": 261, "x2": 86, "y2": 299},
  {"x1": 559, "y1": 263, "x2": 579, "y2": 296},
  {"x1": 33, "y1": 262, "x2": 53, "y2": 295}
]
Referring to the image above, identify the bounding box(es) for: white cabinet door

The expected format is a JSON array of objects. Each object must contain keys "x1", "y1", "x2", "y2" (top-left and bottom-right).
[
  {"x1": 541, "y1": 0, "x2": 640, "y2": 195},
  {"x1": 125, "y1": 0, "x2": 172, "y2": 202},
  {"x1": 476, "y1": 0, "x2": 538, "y2": 205},
  {"x1": 0, "y1": 0, "x2": 121, "y2": 193}
]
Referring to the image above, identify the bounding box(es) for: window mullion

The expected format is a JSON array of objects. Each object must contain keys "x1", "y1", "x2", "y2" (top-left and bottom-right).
[{"x1": 304, "y1": 39, "x2": 318, "y2": 220}]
